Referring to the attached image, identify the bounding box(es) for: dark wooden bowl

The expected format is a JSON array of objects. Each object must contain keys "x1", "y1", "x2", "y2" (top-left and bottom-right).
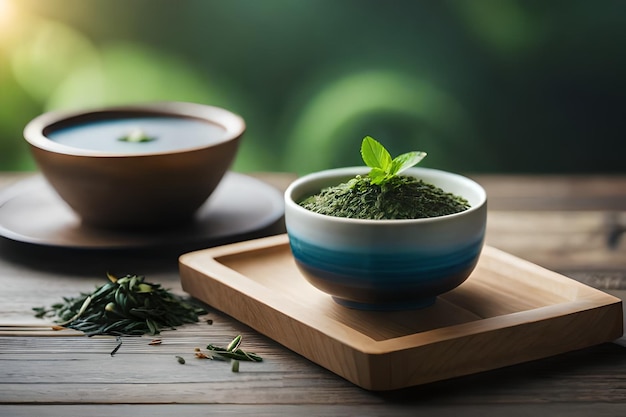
[{"x1": 24, "y1": 102, "x2": 245, "y2": 229}]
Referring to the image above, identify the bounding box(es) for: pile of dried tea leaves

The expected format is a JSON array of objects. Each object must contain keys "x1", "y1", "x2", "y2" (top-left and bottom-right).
[
  {"x1": 299, "y1": 174, "x2": 470, "y2": 220},
  {"x1": 33, "y1": 273, "x2": 206, "y2": 336}
]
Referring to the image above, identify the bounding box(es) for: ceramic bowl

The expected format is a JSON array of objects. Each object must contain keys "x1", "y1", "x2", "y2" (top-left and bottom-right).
[
  {"x1": 23, "y1": 102, "x2": 245, "y2": 229},
  {"x1": 284, "y1": 166, "x2": 487, "y2": 310}
]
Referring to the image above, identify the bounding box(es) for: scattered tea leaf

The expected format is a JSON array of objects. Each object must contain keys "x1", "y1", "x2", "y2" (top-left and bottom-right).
[
  {"x1": 206, "y1": 335, "x2": 263, "y2": 362},
  {"x1": 195, "y1": 351, "x2": 210, "y2": 359},
  {"x1": 176, "y1": 356, "x2": 186, "y2": 364},
  {"x1": 33, "y1": 274, "x2": 207, "y2": 336},
  {"x1": 226, "y1": 334, "x2": 242, "y2": 352},
  {"x1": 110, "y1": 336, "x2": 123, "y2": 356}
]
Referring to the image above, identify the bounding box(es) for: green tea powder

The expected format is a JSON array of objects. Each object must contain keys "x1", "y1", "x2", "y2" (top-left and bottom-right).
[{"x1": 299, "y1": 175, "x2": 470, "y2": 220}]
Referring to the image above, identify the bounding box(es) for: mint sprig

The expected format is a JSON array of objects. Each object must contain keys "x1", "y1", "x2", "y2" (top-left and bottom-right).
[
  {"x1": 119, "y1": 128, "x2": 156, "y2": 143},
  {"x1": 360, "y1": 136, "x2": 426, "y2": 185}
]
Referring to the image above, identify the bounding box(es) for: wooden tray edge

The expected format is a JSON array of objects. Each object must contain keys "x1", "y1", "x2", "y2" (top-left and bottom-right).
[{"x1": 179, "y1": 235, "x2": 624, "y2": 391}]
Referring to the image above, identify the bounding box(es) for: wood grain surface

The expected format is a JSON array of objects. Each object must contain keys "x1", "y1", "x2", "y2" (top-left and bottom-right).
[
  {"x1": 1, "y1": 172, "x2": 625, "y2": 416},
  {"x1": 179, "y1": 235, "x2": 622, "y2": 390}
]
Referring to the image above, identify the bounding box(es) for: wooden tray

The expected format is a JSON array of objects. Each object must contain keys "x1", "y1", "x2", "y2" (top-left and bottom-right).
[{"x1": 179, "y1": 234, "x2": 623, "y2": 391}]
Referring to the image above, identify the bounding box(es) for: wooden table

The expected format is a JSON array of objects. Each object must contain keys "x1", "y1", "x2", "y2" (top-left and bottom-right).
[{"x1": 1, "y1": 172, "x2": 625, "y2": 416}]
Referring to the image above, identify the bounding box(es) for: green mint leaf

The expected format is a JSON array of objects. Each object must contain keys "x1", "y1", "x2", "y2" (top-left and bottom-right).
[
  {"x1": 361, "y1": 136, "x2": 392, "y2": 170},
  {"x1": 360, "y1": 135, "x2": 427, "y2": 185},
  {"x1": 119, "y1": 128, "x2": 156, "y2": 143},
  {"x1": 390, "y1": 151, "x2": 427, "y2": 176},
  {"x1": 368, "y1": 167, "x2": 388, "y2": 185}
]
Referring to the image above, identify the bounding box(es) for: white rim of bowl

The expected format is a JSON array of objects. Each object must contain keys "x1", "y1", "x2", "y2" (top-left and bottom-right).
[
  {"x1": 23, "y1": 101, "x2": 246, "y2": 157},
  {"x1": 285, "y1": 166, "x2": 487, "y2": 225}
]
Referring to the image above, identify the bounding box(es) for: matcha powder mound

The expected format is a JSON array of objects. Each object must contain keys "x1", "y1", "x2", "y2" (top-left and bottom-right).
[{"x1": 299, "y1": 175, "x2": 470, "y2": 220}]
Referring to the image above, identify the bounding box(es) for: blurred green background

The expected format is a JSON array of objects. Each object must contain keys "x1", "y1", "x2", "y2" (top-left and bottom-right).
[{"x1": 1, "y1": 0, "x2": 625, "y2": 175}]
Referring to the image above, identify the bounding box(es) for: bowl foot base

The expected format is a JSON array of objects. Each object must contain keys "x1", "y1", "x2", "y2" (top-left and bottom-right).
[{"x1": 332, "y1": 296, "x2": 436, "y2": 311}]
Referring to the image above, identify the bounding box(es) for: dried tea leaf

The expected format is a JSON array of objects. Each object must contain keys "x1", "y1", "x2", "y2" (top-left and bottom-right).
[
  {"x1": 33, "y1": 274, "x2": 207, "y2": 337},
  {"x1": 299, "y1": 175, "x2": 469, "y2": 220}
]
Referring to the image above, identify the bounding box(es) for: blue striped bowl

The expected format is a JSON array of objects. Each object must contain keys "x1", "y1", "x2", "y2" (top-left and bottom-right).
[{"x1": 284, "y1": 167, "x2": 487, "y2": 311}]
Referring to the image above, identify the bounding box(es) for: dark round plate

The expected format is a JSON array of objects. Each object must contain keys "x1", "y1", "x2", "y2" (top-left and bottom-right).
[{"x1": 0, "y1": 173, "x2": 284, "y2": 250}]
